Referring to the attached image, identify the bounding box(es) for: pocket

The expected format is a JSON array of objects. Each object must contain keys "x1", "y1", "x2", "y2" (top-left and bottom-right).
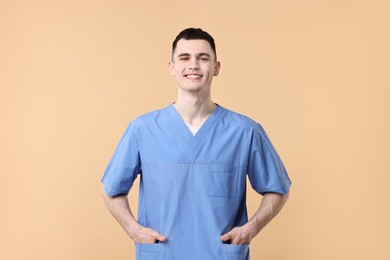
[
  {"x1": 135, "y1": 243, "x2": 164, "y2": 260},
  {"x1": 220, "y1": 243, "x2": 249, "y2": 260},
  {"x1": 207, "y1": 171, "x2": 238, "y2": 199}
]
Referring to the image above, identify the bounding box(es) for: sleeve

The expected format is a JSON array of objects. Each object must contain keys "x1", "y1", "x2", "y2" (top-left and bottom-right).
[
  {"x1": 101, "y1": 122, "x2": 141, "y2": 197},
  {"x1": 247, "y1": 123, "x2": 291, "y2": 195}
]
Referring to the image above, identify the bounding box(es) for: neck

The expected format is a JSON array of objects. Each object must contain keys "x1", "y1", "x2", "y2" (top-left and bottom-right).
[{"x1": 174, "y1": 90, "x2": 216, "y2": 126}]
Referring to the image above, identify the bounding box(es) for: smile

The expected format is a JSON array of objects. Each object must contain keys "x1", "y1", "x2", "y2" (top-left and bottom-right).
[{"x1": 185, "y1": 74, "x2": 202, "y2": 79}]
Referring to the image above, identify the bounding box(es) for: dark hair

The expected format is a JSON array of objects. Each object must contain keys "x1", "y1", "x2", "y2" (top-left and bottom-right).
[{"x1": 172, "y1": 28, "x2": 217, "y2": 61}]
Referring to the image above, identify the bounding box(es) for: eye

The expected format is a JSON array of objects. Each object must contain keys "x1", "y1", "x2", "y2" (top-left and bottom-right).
[
  {"x1": 200, "y1": 57, "x2": 209, "y2": 61},
  {"x1": 179, "y1": 56, "x2": 189, "y2": 61}
]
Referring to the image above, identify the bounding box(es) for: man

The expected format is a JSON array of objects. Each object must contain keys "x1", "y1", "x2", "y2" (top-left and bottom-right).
[{"x1": 102, "y1": 28, "x2": 291, "y2": 260}]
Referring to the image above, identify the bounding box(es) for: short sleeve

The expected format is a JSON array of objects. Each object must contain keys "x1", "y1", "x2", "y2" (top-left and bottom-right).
[
  {"x1": 101, "y1": 123, "x2": 141, "y2": 197},
  {"x1": 247, "y1": 123, "x2": 291, "y2": 195}
]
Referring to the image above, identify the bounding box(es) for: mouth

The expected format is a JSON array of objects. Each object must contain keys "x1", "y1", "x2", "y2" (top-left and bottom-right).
[{"x1": 184, "y1": 74, "x2": 203, "y2": 79}]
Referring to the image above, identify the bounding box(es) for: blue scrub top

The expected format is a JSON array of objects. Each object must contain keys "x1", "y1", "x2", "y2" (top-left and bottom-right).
[{"x1": 102, "y1": 104, "x2": 291, "y2": 260}]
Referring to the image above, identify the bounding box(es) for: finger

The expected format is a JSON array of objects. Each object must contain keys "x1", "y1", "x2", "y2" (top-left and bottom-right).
[
  {"x1": 232, "y1": 235, "x2": 250, "y2": 245},
  {"x1": 155, "y1": 233, "x2": 167, "y2": 242},
  {"x1": 220, "y1": 233, "x2": 231, "y2": 241},
  {"x1": 148, "y1": 229, "x2": 167, "y2": 242},
  {"x1": 230, "y1": 237, "x2": 241, "y2": 245},
  {"x1": 135, "y1": 235, "x2": 156, "y2": 244}
]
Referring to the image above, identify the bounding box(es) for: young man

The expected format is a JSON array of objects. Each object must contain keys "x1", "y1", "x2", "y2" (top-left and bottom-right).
[{"x1": 102, "y1": 28, "x2": 291, "y2": 260}]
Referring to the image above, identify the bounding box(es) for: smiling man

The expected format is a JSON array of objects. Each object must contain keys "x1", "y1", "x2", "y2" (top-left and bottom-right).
[{"x1": 102, "y1": 28, "x2": 291, "y2": 260}]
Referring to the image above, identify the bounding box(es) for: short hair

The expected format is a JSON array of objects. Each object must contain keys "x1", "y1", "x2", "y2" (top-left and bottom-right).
[{"x1": 172, "y1": 28, "x2": 217, "y2": 61}]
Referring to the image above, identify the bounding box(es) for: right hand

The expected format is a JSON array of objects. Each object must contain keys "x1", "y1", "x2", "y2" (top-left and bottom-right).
[{"x1": 129, "y1": 224, "x2": 167, "y2": 244}]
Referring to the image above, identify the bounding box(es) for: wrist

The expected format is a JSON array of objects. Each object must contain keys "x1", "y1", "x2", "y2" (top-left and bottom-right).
[
  {"x1": 126, "y1": 221, "x2": 141, "y2": 239},
  {"x1": 247, "y1": 217, "x2": 261, "y2": 236}
]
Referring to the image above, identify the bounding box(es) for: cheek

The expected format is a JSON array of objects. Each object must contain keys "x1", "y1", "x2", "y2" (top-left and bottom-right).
[
  {"x1": 207, "y1": 68, "x2": 215, "y2": 78},
  {"x1": 175, "y1": 66, "x2": 185, "y2": 74},
  {"x1": 201, "y1": 65, "x2": 212, "y2": 74},
  {"x1": 171, "y1": 68, "x2": 180, "y2": 77}
]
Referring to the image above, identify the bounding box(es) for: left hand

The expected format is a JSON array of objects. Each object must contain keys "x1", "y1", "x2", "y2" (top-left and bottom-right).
[{"x1": 220, "y1": 223, "x2": 256, "y2": 245}]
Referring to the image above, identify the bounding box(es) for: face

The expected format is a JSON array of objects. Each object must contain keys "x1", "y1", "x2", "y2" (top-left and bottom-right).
[{"x1": 169, "y1": 39, "x2": 220, "y2": 94}]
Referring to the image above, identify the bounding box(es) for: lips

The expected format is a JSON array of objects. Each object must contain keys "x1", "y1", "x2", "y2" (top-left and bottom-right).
[{"x1": 185, "y1": 74, "x2": 202, "y2": 79}]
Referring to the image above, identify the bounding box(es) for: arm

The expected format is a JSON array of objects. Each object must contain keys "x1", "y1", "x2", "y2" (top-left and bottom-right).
[
  {"x1": 220, "y1": 192, "x2": 289, "y2": 245},
  {"x1": 102, "y1": 187, "x2": 167, "y2": 244}
]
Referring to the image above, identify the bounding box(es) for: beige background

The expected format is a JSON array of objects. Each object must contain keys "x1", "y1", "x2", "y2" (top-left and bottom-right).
[{"x1": 1, "y1": 0, "x2": 389, "y2": 259}]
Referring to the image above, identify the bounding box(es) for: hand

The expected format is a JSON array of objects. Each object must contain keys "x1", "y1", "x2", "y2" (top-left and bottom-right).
[
  {"x1": 220, "y1": 223, "x2": 256, "y2": 245},
  {"x1": 129, "y1": 224, "x2": 167, "y2": 244}
]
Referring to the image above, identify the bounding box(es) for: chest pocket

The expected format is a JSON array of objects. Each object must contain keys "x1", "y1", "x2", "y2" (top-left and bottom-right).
[{"x1": 206, "y1": 165, "x2": 244, "y2": 199}]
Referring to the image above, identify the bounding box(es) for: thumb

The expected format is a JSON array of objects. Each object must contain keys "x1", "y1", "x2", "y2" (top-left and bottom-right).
[
  {"x1": 220, "y1": 232, "x2": 231, "y2": 241},
  {"x1": 155, "y1": 232, "x2": 167, "y2": 242}
]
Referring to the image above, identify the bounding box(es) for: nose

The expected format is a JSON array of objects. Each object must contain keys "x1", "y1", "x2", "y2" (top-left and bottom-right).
[{"x1": 189, "y1": 58, "x2": 200, "y2": 70}]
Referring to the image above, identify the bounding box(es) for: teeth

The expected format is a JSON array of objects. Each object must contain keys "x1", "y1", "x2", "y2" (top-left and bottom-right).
[{"x1": 186, "y1": 75, "x2": 201, "y2": 79}]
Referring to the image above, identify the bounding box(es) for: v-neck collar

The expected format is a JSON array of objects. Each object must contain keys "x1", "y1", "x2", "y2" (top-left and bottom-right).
[
  {"x1": 167, "y1": 103, "x2": 223, "y2": 140},
  {"x1": 167, "y1": 103, "x2": 225, "y2": 164}
]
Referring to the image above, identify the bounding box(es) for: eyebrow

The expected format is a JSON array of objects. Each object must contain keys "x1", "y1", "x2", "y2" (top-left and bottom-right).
[
  {"x1": 176, "y1": 53, "x2": 211, "y2": 58},
  {"x1": 177, "y1": 53, "x2": 190, "y2": 58},
  {"x1": 198, "y1": 53, "x2": 211, "y2": 58}
]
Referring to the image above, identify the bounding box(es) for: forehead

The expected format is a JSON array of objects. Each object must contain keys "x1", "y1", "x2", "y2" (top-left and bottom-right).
[{"x1": 173, "y1": 39, "x2": 214, "y2": 57}]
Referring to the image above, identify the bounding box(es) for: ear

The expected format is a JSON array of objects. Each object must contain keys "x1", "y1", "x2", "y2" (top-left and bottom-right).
[
  {"x1": 213, "y1": 61, "x2": 221, "y2": 76},
  {"x1": 168, "y1": 61, "x2": 175, "y2": 76}
]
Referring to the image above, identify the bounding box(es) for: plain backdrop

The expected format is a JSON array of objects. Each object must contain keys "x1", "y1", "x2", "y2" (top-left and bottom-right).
[{"x1": 1, "y1": 0, "x2": 389, "y2": 259}]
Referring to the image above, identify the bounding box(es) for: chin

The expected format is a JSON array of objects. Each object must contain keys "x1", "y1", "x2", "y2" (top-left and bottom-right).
[
  {"x1": 180, "y1": 85, "x2": 204, "y2": 92},
  {"x1": 188, "y1": 87, "x2": 206, "y2": 93}
]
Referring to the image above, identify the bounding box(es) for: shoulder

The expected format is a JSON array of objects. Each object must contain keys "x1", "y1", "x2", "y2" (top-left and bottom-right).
[
  {"x1": 126, "y1": 105, "x2": 170, "y2": 130},
  {"x1": 219, "y1": 106, "x2": 273, "y2": 142},
  {"x1": 219, "y1": 105, "x2": 261, "y2": 131}
]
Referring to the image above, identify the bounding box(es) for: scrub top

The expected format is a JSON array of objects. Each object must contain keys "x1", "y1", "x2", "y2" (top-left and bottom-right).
[{"x1": 102, "y1": 104, "x2": 291, "y2": 260}]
